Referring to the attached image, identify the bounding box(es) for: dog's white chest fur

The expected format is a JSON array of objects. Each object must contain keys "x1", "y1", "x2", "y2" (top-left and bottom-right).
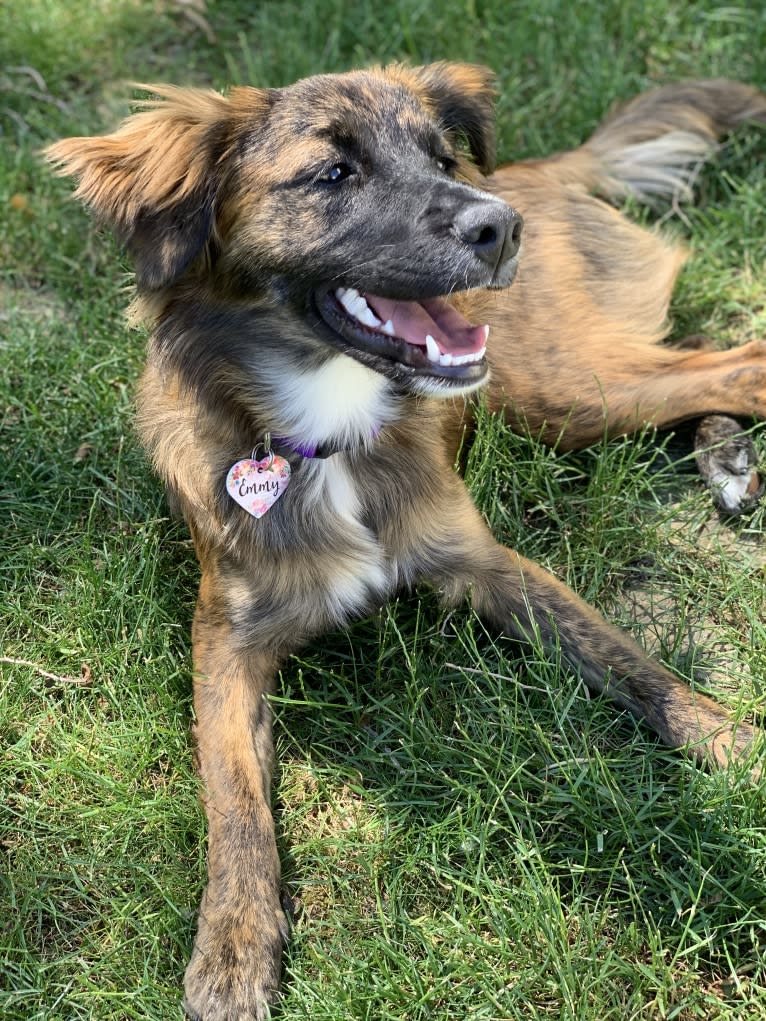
[
  {"x1": 304, "y1": 456, "x2": 391, "y2": 620},
  {"x1": 261, "y1": 353, "x2": 397, "y2": 451},
  {"x1": 255, "y1": 352, "x2": 400, "y2": 620}
]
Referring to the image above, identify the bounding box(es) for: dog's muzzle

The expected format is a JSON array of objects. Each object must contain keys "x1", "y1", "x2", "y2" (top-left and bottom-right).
[{"x1": 310, "y1": 191, "x2": 523, "y2": 392}]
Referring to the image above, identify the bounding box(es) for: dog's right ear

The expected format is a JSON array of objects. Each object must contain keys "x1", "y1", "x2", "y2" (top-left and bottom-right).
[{"x1": 45, "y1": 86, "x2": 271, "y2": 290}]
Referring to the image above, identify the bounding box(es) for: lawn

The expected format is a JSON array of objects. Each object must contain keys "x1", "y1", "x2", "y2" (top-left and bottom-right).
[{"x1": 1, "y1": 1, "x2": 766, "y2": 1018}]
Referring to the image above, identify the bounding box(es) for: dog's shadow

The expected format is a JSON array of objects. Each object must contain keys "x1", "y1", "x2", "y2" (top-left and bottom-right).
[{"x1": 268, "y1": 597, "x2": 764, "y2": 1000}]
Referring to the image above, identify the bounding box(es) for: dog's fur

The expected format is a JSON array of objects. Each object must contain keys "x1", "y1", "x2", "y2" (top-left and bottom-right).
[{"x1": 47, "y1": 64, "x2": 766, "y2": 1019}]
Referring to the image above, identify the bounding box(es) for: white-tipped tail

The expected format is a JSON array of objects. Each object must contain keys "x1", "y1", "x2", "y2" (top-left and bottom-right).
[{"x1": 578, "y1": 79, "x2": 766, "y2": 206}]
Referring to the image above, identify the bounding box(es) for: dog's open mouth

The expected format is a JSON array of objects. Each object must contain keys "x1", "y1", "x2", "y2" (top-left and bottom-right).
[{"x1": 315, "y1": 286, "x2": 489, "y2": 384}]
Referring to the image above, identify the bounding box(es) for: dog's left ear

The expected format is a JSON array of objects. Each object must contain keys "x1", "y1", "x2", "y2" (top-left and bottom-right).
[
  {"x1": 410, "y1": 62, "x2": 497, "y2": 175},
  {"x1": 46, "y1": 85, "x2": 270, "y2": 290}
]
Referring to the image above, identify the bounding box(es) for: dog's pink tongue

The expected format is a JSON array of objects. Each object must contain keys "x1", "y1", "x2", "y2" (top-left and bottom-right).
[{"x1": 366, "y1": 294, "x2": 488, "y2": 355}]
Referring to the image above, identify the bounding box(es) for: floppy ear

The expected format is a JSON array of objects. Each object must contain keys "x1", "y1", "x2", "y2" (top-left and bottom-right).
[
  {"x1": 410, "y1": 62, "x2": 497, "y2": 174},
  {"x1": 46, "y1": 85, "x2": 269, "y2": 290}
]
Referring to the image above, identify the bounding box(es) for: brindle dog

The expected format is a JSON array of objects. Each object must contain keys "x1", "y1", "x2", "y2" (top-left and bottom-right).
[{"x1": 47, "y1": 64, "x2": 766, "y2": 1019}]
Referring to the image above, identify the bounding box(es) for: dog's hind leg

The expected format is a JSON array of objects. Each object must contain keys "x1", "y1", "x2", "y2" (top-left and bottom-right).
[
  {"x1": 183, "y1": 569, "x2": 287, "y2": 1021},
  {"x1": 566, "y1": 338, "x2": 766, "y2": 444},
  {"x1": 491, "y1": 331, "x2": 766, "y2": 451}
]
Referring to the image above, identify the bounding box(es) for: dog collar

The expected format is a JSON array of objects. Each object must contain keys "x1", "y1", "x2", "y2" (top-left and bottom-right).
[
  {"x1": 272, "y1": 429, "x2": 381, "y2": 460},
  {"x1": 272, "y1": 436, "x2": 348, "y2": 459}
]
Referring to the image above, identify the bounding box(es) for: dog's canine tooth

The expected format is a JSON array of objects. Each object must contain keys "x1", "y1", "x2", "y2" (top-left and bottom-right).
[
  {"x1": 425, "y1": 334, "x2": 440, "y2": 362},
  {"x1": 381, "y1": 319, "x2": 396, "y2": 337}
]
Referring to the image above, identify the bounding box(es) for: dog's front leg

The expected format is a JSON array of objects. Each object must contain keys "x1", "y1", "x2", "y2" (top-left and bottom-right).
[
  {"x1": 183, "y1": 570, "x2": 287, "y2": 1021},
  {"x1": 425, "y1": 508, "x2": 759, "y2": 773}
]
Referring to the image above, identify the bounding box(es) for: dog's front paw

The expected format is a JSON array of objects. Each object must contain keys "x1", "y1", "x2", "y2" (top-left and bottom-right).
[
  {"x1": 183, "y1": 888, "x2": 288, "y2": 1021},
  {"x1": 695, "y1": 414, "x2": 763, "y2": 514}
]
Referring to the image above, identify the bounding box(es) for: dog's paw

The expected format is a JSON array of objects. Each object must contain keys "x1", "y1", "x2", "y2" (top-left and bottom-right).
[
  {"x1": 183, "y1": 891, "x2": 288, "y2": 1021},
  {"x1": 694, "y1": 415, "x2": 763, "y2": 514}
]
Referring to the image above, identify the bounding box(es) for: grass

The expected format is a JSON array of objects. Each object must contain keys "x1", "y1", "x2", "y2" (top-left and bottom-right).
[{"x1": 2, "y1": 1, "x2": 766, "y2": 1018}]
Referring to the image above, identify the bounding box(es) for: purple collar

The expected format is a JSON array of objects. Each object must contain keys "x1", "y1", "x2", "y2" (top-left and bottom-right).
[
  {"x1": 272, "y1": 429, "x2": 380, "y2": 460},
  {"x1": 273, "y1": 436, "x2": 338, "y2": 459}
]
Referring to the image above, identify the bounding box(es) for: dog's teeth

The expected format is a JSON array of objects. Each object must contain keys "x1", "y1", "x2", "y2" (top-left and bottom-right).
[
  {"x1": 381, "y1": 319, "x2": 396, "y2": 337},
  {"x1": 482, "y1": 325, "x2": 490, "y2": 342},
  {"x1": 463, "y1": 346, "x2": 486, "y2": 364},
  {"x1": 337, "y1": 289, "x2": 357, "y2": 316},
  {"x1": 439, "y1": 351, "x2": 453, "y2": 367},
  {"x1": 349, "y1": 295, "x2": 378, "y2": 325},
  {"x1": 357, "y1": 304, "x2": 382, "y2": 328},
  {"x1": 425, "y1": 335, "x2": 440, "y2": 363},
  {"x1": 449, "y1": 346, "x2": 487, "y2": 367},
  {"x1": 337, "y1": 287, "x2": 361, "y2": 314},
  {"x1": 337, "y1": 287, "x2": 381, "y2": 328}
]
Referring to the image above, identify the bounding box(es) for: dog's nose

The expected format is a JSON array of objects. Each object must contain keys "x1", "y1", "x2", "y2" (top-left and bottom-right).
[{"x1": 455, "y1": 203, "x2": 523, "y2": 270}]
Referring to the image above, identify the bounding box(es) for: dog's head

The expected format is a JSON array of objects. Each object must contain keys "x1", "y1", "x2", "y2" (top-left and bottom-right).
[{"x1": 46, "y1": 63, "x2": 522, "y2": 395}]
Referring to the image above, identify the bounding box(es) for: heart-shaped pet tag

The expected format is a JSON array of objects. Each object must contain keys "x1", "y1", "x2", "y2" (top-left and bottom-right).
[{"x1": 226, "y1": 455, "x2": 291, "y2": 518}]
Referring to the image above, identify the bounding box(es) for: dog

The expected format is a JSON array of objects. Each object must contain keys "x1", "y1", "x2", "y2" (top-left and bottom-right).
[{"x1": 47, "y1": 63, "x2": 766, "y2": 1019}]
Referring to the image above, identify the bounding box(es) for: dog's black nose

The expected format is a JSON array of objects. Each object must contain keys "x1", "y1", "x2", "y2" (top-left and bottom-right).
[{"x1": 455, "y1": 203, "x2": 523, "y2": 270}]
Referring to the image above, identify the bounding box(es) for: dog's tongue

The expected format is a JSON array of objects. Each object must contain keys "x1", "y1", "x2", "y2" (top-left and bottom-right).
[{"x1": 366, "y1": 294, "x2": 488, "y2": 356}]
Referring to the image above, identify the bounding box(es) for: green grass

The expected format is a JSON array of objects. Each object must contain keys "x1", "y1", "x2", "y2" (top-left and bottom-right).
[{"x1": 2, "y1": 1, "x2": 766, "y2": 1018}]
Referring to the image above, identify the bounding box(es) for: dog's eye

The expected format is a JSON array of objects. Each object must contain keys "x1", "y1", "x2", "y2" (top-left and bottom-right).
[
  {"x1": 320, "y1": 163, "x2": 353, "y2": 184},
  {"x1": 435, "y1": 155, "x2": 457, "y2": 176}
]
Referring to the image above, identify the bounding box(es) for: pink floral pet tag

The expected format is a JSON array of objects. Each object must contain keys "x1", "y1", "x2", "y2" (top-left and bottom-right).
[{"x1": 226, "y1": 455, "x2": 291, "y2": 518}]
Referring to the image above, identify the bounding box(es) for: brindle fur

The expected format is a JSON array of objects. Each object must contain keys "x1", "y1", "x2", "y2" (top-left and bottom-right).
[{"x1": 47, "y1": 65, "x2": 766, "y2": 1020}]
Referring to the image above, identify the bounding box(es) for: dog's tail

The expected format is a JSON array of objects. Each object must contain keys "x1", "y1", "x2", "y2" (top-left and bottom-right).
[{"x1": 565, "y1": 79, "x2": 766, "y2": 205}]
